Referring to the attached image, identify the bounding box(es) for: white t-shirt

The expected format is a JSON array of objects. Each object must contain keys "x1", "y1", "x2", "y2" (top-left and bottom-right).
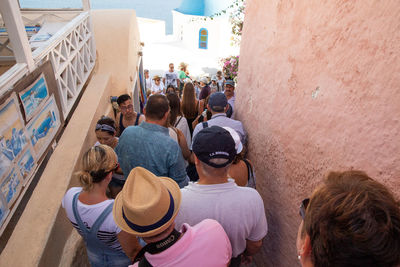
[
  {"x1": 217, "y1": 77, "x2": 225, "y2": 92},
  {"x1": 145, "y1": 77, "x2": 152, "y2": 90},
  {"x1": 151, "y1": 82, "x2": 165, "y2": 94},
  {"x1": 175, "y1": 179, "x2": 268, "y2": 257},
  {"x1": 174, "y1": 116, "x2": 191, "y2": 148},
  {"x1": 169, "y1": 127, "x2": 188, "y2": 167},
  {"x1": 163, "y1": 71, "x2": 179, "y2": 87},
  {"x1": 168, "y1": 127, "x2": 178, "y2": 142},
  {"x1": 62, "y1": 187, "x2": 123, "y2": 251}
]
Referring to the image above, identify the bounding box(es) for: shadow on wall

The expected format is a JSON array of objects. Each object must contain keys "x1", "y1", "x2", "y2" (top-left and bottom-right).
[
  {"x1": 71, "y1": 239, "x2": 90, "y2": 267},
  {"x1": 256, "y1": 196, "x2": 286, "y2": 267},
  {"x1": 248, "y1": 117, "x2": 336, "y2": 267},
  {"x1": 241, "y1": 132, "x2": 327, "y2": 267},
  {"x1": 250, "y1": 137, "x2": 288, "y2": 267}
]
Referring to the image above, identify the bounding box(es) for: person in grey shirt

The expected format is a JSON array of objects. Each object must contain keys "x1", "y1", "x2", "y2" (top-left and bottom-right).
[
  {"x1": 176, "y1": 126, "x2": 267, "y2": 266},
  {"x1": 192, "y1": 92, "x2": 246, "y2": 145},
  {"x1": 224, "y1": 79, "x2": 236, "y2": 111},
  {"x1": 116, "y1": 94, "x2": 189, "y2": 188}
]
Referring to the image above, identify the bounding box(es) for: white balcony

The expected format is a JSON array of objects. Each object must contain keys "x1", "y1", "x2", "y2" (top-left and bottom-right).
[
  {"x1": 0, "y1": 8, "x2": 95, "y2": 118},
  {"x1": 0, "y1": 0, "x2": 96, "y2": 241}
]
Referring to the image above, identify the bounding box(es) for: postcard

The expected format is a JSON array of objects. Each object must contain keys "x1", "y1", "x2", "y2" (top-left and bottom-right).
[
  {"x1": 17, "y1": 148, "x2": 36, "y2": 185},
  {"x1": 19, "y1": 74, "x2": 49, "y2": 122},
  {"x1": 26, "y1": 95, "x2": 60, "y2": 158},
  {"x1": 1, "y1": 167, "x2": 22, "y2": 208},
  {"x1": 0, "y1": 194, "x2": 9, "y2": 226},
  {"x1": 0, "y1": 94, "x2": 28, "y2": 180}
]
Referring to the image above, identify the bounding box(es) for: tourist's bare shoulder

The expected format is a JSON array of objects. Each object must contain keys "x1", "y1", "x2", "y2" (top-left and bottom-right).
[
  {"x1": 228, "y1": 160, "x2": 248, "y2": 187},
  {"x1": 115, "y1": 112, "x2": 121, "y2": 126}
]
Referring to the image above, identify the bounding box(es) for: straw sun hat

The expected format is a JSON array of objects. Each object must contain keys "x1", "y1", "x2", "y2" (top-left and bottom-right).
[
  {"x1": 179, "y1": 62, "x2": 188, "y2": 69},
  {"x1": 113, "y1": 167, "x2": 181, "y2": 237}
]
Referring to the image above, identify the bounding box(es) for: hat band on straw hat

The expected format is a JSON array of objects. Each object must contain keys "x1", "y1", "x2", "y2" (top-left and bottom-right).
[{"x1": 122, "y1": 190, "x2": 175, "y2": 233}]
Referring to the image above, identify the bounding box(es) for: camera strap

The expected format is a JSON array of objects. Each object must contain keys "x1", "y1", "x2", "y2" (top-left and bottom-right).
[{"x1": 134, "y1": 229, "x2": 181, "y2": 265}]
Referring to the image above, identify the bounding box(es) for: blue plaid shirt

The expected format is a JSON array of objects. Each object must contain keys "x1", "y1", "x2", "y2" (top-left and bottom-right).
[{"x1": 116, "y1": 122, "x2": 188, "y2": 188}]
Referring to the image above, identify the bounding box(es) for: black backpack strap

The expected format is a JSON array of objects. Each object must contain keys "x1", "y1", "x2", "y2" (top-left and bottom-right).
[
  {"x1": 139, "y1": 257, "x2": 153, "y2": 267},
  {"x1": 133, "y1": 245, "x2": 149, "y2": 265},
  {"x1": 174, "y1": 116, "x2": 183, "y2": 127},
  {"x1": 242, "y1": 159, "x2": 253, "y2": 183},
  {"x1": 202, "y1": 121, "x2": 208, "y2": 128}
]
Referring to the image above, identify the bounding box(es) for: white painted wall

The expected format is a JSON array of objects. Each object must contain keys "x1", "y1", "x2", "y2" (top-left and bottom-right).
[
  {"x1": 137, "y1": 17, "x2": 166, "y2": 43},
  {"x1": 172, "y1": 10, "x2": 238, "y2": 58}
]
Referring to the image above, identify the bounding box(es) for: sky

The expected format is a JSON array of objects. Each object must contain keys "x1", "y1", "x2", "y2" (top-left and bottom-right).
[{"x1": 19, "y1": 0, "x2": 184, "y2": 34}]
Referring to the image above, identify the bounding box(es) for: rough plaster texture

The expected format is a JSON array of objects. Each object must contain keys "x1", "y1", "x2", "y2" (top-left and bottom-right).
[
  {"x1": 0, "y1": 10, "x2": 141, "y2": 267},
  {"x1": 236, "y1": 1, "x2": 400, "y2": 266}
]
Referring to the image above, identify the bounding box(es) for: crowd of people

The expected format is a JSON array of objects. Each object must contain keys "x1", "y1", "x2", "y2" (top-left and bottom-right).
[{"x1": 62, "y1": 63, "x2": 400, "y2": 267}]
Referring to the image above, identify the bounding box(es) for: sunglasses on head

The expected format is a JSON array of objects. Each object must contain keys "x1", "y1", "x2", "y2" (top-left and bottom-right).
[
  {"x1": 299, "y1": 198, "x2": 310, "y2": 220},
  {"x1": 109, "y1": 163, "x2": 119, "y2": 173}
]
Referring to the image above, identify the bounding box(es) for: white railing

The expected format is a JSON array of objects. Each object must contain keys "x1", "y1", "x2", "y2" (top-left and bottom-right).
[
  {"x1": 32, "y1": 12, "x2": 96, "y2": 116},
  {"x1": 33, "y1": 12, "x2": 96, "y2": 117},
  {"x1": 0, "y1": 11, "x2": 96, "y2": 118}
]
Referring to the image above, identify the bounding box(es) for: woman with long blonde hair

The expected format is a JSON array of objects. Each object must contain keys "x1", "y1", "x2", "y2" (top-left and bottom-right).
[{"x1": 62, "y1": 145, "x2": 139, "y2": 266}]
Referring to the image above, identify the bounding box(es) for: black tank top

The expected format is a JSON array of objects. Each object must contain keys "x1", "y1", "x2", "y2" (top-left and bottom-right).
[{"x1": 119, "y1": 113, "x2": 141, "y2": 135}]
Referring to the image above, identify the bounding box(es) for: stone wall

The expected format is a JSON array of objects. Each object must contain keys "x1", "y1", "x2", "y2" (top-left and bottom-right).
[{"x1": 236, "y1": 1, "x2": 400, "y2": 266}]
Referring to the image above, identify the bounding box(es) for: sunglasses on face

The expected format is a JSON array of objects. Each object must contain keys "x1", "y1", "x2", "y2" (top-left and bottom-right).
[{"x1": 299, "y1": 198, "x2": 310, "y2": 220}]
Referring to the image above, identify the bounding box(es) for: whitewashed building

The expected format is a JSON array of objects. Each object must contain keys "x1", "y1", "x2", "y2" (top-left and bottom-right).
[{"x1": 172, "y1": 0, "x2": 239, "y2": 58}]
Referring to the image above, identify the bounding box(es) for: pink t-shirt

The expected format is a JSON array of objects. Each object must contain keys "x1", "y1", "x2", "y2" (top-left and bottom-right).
[{"x1": 131, "y1": 219, "x2": 232, "y2": 267}]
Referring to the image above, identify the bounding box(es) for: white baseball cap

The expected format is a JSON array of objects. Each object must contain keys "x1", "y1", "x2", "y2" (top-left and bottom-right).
[{"x1": 222, "y1": 127, "x2": 243, "y2": 154}]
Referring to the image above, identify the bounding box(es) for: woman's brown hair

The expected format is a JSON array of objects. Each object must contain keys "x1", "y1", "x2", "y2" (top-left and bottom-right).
[
  {"x1": 167, "y1": 93, "x2": 182, "y2": 126},
  {"x1": 181, "y1": 82, "x2": 197, "y2": 119},
  {"x1": 303, "y1": 170, "x2": 400, "y2": 267}
]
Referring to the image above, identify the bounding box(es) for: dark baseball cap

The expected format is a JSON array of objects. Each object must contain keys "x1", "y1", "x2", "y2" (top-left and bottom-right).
[
  {"x1": 192, "y1": 126, "x2": 236, "y2": 168},
  {"x1": 208, "y1": 92, "x2": 227, "y2": 112},
  {"x1": 225, "y1": 79, "x2": 235, "y2": 87}
]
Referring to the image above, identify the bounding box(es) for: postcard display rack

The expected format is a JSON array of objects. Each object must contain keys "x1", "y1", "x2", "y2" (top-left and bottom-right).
[{"x1": 0, "y1": 61, "x2": 63, "y2": 234}]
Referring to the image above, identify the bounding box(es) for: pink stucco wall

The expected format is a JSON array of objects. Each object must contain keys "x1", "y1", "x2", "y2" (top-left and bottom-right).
[{"x1": 236, "y1": 1, "x2": 400, "y2": 266}]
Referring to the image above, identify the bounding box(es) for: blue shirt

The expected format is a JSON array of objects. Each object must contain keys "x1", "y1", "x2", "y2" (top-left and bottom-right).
[{"x1": 116, "y1": 122, "x2": 189, "y2": 188}]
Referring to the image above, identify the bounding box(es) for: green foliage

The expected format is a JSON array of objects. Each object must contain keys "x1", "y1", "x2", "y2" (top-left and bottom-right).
[{"x1": 207, "y1": 0, "x2": 245, "y2": 46}]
